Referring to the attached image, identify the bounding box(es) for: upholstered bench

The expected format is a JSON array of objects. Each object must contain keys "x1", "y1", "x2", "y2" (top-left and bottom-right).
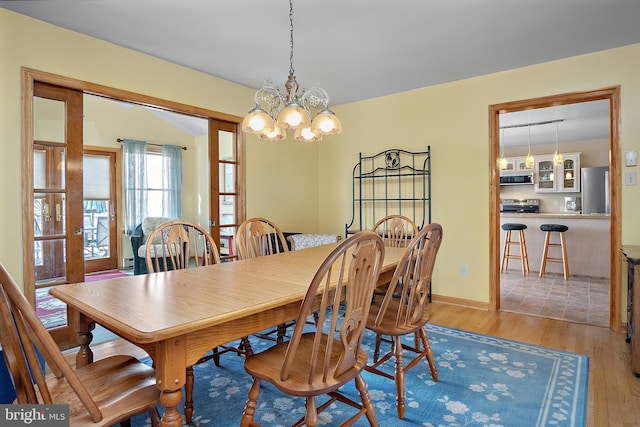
[{"x1": 286, "y1": 233, "x2": 341, "y2": 251}]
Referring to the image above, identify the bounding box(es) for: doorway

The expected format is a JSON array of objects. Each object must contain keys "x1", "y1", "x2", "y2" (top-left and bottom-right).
[
  {"x1": 22, "y1": 68, "x2": 245, "y2": 348},
  {"x1": 488, "y1": 87, "x2": 623, "y2": 331}
]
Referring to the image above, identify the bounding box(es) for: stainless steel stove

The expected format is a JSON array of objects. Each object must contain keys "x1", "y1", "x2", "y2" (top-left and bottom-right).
[{"x1": 501, "y1": 198, "x2": 540, "y2": 213}]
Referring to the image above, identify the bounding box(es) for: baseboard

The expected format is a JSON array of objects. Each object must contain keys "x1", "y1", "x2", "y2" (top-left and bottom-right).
[{"x1": 432, "y1": 294, "x2": 490, "y2": 310}]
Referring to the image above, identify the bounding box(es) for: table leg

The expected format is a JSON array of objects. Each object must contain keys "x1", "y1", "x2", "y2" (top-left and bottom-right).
[
  {"x1": 156, "y1": 337, "x2": 187, "y2": 427},
  {"x1": 159, "y1": 389, "x2": 184, "y2": 427},
  {"x1": 75, "y1": 314, "x2": 95, "y2": 368}
]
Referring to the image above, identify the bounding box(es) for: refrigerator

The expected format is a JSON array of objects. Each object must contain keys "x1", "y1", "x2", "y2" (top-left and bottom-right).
[{"x1": 581, "y1": 166, "x2": 610, "y2": 214}]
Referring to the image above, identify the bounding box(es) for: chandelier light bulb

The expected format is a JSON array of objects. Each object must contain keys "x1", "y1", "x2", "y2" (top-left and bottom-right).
[
  {"x1": 250, "y1": 116, "x2": 267, "y2": 131},
  {"x1": 242, "y1": 107, "x2": 275, "y2": 135},
  {"x1": 258, "y1": 125, "x2": 286, "y2": 141},
  {"x1": 294, "y1": 126, "x2": 322, "y2": 142},
  {"x1": 284, "y1": 110, "x2": 303, "y2": 127},
  {"x1": 311, "y1": 109, "x2": 343, "y2": 135}
]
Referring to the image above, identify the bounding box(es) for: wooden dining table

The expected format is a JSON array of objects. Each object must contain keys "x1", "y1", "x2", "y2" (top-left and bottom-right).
[{"x1": 51, "y1": 242, "x2": 405, "y2": 427}]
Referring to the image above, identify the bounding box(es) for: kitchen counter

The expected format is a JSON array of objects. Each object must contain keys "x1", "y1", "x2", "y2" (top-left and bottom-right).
[
  {"x1": 501, "y1": 212, "x2": 610, "y2": 220},
  {"x1": 500, "y1": 213, "x2": 609, "y2": 278}
]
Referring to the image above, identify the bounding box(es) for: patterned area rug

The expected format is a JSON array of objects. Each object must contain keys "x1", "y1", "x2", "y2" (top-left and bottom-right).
[
  {"x1": 131, "y1": 323, "x2": 588, "y2": 427},
  {"x1": 36, "y1": 271, "x2": 131, "y2": 329}
]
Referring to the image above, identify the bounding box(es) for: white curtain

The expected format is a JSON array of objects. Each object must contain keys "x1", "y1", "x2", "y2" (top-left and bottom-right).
[
  {"x1": 162, "y1": 144, "x2": 182, "y2": 219},
  {"x1": 123, "y1": 139, "x2": 148, "y2": 234}
]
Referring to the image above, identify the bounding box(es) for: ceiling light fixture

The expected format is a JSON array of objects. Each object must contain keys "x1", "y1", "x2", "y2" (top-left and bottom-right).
[
  {"x1": 553, "y1": 121, "x2": 563, "y2": 166},
  {"x1": 241, "y1": 0, "x2": 342, "y2": 142},
  {"x1": 499, "y1": 128, "x2": 508, "y2": 169},
  {"x1": 525, "y1": 125, "x2": 535, "y2": 168}
]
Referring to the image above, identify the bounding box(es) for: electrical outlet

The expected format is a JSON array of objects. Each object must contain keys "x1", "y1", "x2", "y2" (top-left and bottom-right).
[
  {"x1": 625, "y1": 171, "x2": 637, "y2": 186},
  {"x1": 459, "y1": 264, "x2": 468, "y2": 276}
]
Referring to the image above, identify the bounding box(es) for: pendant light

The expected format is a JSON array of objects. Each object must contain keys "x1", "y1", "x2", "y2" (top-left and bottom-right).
[
  {"x1": 241, "y1": 0, "x2": 342, "y2": 142},
  {"x1": 553, "y1": 121, "x2": 563, "y2": 166},
  {"x1": 499, "y1": 128, "x2": 508, "y2": 169},
  {"x1": 525, "y1": 125, "x2": 535, "y2": 168}
]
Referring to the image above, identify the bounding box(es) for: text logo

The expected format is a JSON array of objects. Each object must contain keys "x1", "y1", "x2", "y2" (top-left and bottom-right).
[{"x1": 0, "y1": 405, "x2": 69, "y2": 426}]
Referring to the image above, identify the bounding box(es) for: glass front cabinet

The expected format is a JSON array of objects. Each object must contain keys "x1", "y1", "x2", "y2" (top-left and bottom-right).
[{"x1": 534, "y1": 152, "x2": 581, "y2": 193}]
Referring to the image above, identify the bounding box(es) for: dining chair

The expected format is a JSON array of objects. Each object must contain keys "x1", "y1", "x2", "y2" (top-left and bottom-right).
[
  {"x1": 236, "y1": 217, "x2": 290, "y2": 259},
  {"x1": 241, "y1": 231, "x2": 385, "y2": 427},
  {"x1": 371, "y1": 214, "x2": 420, "y2": 300},
  {"x1": 236, "y1": 217, "x2": 293, "y2": 344},
  {"x1": 0, "y1": 263, "x2": 160, "y2": 426},
  {"x1": 365, "y1": 222, "x2": 443, "y2": 419},
  {"x1": 372, "y1": 214, "x2": 419, "y2": 248},
  {"x1": 145, "y1": 220, "x2": 249, "y2": 424}
]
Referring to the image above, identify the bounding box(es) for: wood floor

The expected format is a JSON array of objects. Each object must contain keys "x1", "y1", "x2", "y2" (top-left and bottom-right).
[{"x1": 83, "y1": 302, "x2": 640, "y2": 427}]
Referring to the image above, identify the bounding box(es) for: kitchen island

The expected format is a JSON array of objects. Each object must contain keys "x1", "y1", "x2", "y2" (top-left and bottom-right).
[{"x1": 500, "y1": 213, "x2": 610, "y2": 278}]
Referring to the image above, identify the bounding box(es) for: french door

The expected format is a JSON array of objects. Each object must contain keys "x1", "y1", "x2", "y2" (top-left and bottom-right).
[
  {"x1": 83, "y1": 149, "x2": 118, "y2": 273},
  {"x1": 30, "y1": 81, "x2": 85, "y2": 349},
  {"x1": 209, "y1": 119, "x2": 244, "y2": 261}
]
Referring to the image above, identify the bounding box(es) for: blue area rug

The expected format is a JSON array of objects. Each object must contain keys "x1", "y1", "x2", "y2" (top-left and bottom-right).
[{"x1": 131, "y1": 324, "x2": 588, "y2": 426}]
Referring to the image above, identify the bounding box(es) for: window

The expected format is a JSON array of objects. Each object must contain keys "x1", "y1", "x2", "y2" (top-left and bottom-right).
[
  {"x1": 123, "y1": 140, "x2": 182, "y2": 233},
  {"x1": 146, "y1": 152, "x2": 165, "y2": 217}
]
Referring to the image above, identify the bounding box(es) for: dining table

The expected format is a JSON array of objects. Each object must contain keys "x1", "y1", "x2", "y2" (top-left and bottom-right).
[{"x1": 50, "y1": 242, "x2": 405, "y2": 427}]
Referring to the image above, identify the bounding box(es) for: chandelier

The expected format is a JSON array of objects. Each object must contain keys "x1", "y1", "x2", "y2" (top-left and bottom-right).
[{"x1": 241, "y1": 0, "x2": 342, "y2": 142}]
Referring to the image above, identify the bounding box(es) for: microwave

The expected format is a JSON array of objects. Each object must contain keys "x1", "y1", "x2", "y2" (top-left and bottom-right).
[{"x1": 499, "y1": 173, "x2": 534, "y2": 186}]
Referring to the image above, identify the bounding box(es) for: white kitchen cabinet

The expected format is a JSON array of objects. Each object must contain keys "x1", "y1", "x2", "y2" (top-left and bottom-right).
[
  {"x1": 499, "y1": 158, "x2": 517, "y2": 173},
  {"x1": 534, "y1": 152, "x2": 581, "y2": 193},
  {"x1": 500, "y1": 156, "x2": 534, "y2": 174},
  {"x1": 515, "y1": 156, "x2": 535, "y2": 172}
]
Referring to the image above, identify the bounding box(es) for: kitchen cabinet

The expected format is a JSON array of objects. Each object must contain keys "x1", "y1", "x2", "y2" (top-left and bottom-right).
[
  {"x1": 500, "y1": 158, "x2": 517, "y2": 173},
  {"x1": 515, "y1": 156, "x2": 535, "y2": 173},
  {"x1": 534, "y1": 152, "x2": 581, "y2": 193},
  {"x1": 500, "y1": 156, "x2": 533, "y2": 174}
]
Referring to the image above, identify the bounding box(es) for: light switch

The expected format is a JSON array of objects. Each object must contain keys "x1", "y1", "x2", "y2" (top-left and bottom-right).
[
  {"x1": 625, "y1": 150, "x2": 638, "y2": 167},
  {"x1": 625, "y1": 171, "x2": 637, "y2": 186}
]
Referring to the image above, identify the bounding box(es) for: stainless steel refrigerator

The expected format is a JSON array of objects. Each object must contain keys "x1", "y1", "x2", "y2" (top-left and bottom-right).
[{"x1": 581, "y1": 166, "x2": 609, "y2": 214}]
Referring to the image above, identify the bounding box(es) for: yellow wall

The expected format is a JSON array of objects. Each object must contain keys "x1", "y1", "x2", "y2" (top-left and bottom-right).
[{"x1": 320, "y1": 44, "x2": 640, "y2": 303}]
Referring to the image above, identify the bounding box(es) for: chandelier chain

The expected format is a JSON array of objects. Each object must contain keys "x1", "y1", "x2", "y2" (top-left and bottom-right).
[{"x1": 288, "y1": 0, "x2": 295, "y2": 76}]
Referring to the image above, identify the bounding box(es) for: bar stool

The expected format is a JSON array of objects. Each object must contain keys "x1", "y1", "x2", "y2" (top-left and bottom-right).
[
  {"x1": 501, "y1": 223, "x2": 530, "y2": 275},
  {"x1": 539, "y1": 224, "x2": 569, "y2": 280}
]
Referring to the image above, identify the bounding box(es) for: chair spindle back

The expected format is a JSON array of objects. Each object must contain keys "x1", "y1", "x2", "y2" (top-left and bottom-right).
[{"x1": 281, "y1": 231, "x2": 385, "y2": 384}]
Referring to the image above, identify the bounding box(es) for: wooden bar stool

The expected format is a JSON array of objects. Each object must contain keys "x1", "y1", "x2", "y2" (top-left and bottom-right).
[
  {"x1": 539, "y1": 224, "x2": 569, "y2": 280},
  {"x1": 501, "y1": 223, "x2": 530, "y2": 275}
]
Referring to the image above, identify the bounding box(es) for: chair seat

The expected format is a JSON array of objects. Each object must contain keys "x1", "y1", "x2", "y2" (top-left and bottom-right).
[
  {"x1": 50, "y1": 355, "x2": 158, "y2": 427},
  {"x1": 244, "y1": 333, "x2": 368, "y2": 397},
  {"x1": 367, "y1": 297, "x2": 430, "y2": 336},
  {"x1": 540, "y1": 224, "x2": 568, "y2": 233},
  {"x1": 502, "y1": 223, "x2": 527, "y2": 231}
]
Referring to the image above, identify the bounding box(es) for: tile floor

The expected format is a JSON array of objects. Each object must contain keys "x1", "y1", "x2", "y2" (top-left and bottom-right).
[{"x1": 500, "y1": 270, "x2": 610, "y2": 327}]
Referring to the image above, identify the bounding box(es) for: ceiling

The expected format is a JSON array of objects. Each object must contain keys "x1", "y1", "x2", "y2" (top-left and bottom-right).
[{"x1": 4, "y1": 0, "x2": 639, "y2": 141}]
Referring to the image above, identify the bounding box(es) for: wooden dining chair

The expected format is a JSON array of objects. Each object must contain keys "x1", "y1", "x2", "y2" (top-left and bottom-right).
[
  {"x1": 372, "y1": 214, "x2": 419, "y2": 248},
  {"x1": 236, "y1": 217, "x2": 290, "y2": 259},
  {"x1": 236, "y1": 217, "x2": 293, "y2": 344},
  {"x1": 145, "y1": 220, "x2": 249, "y2": 423},
  {"x1": 365, "y1": 222, "x2": 443, "y2": 419},
  {"x1": 371, "y1": 214, "x2": 420, "y2": 300},
  {"x1": 0, "y1": 263, "x2": 160, "y2": 426},
  {"x1": 241, "y1": 231, "x2": 385, "y2": 427}
]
